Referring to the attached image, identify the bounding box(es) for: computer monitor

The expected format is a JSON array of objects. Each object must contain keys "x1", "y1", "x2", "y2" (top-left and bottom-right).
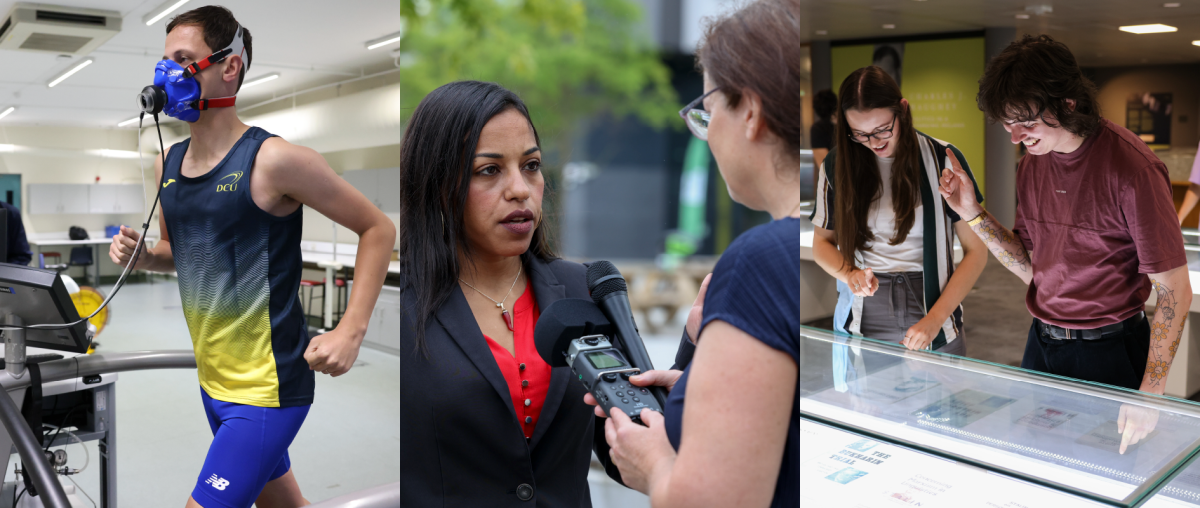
[{"x1": 0, "y1": 263, "x2": 90, "y2": 353}]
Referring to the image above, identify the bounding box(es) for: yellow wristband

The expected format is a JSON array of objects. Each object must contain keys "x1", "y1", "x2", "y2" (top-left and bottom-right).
[{"x1": 966, "y1": 211, "x2": 987, "y2": 226}]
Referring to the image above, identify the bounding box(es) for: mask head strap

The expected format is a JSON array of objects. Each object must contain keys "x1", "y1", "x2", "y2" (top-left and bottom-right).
[
  {"x1": 183, "y1": 25, "x2": 247, "y2": 78},
  {"x1": 194, "y1": 97, "x2": 236, "y2": 110}
]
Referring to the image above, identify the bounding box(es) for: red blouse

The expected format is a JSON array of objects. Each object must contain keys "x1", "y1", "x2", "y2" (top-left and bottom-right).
[{"x1": 483, "y1": 287, "x2": 551, "y2": 438}]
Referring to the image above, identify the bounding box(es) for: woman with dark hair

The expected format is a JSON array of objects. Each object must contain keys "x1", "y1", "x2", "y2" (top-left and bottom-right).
[
  {"x1": 399, "y1": 80, "x2": 619, "y2": 507},
  {"x1": 583, "y1": 1, "x2": 801, "y2": 506},
  {"x1": 808, "y1": 66, "x2": 988, "y2": 354}
]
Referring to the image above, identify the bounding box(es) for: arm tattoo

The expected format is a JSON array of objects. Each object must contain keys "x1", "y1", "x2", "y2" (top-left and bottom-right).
[
  {"x1": 1147, "y1": 280, "x2": 1184, "y2": 385},
  {"x1": 972, "y1": 215, "x2": 1031, "y2": 273}
]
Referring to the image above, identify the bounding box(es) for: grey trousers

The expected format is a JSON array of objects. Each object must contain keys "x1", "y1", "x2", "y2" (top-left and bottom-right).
[{"x1": 854, "y1": 271, "x2": 966, "y2": 356}]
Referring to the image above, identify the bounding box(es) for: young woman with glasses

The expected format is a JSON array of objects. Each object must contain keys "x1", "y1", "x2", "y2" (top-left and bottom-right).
[{"x1": 808, "y1": 65, "x2": 988, "y2": 354}]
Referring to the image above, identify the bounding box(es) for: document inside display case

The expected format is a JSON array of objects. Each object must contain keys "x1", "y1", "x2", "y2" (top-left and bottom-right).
[
  {"x1": 800, "y1": 419, "x2": 1200, "y2": 507},
  {"x1": 800, "y1": 328, "x2": 1200, "y2": 507}
]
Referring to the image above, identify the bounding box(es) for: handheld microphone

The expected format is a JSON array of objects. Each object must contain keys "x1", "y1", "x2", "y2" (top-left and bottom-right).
[
  {"x1": 535, "y1": 299, "x2": 663, "y2": 424},
  {"x1": 586, "y1": 261, "x2": 668, "y2": 408},
  {"x1": 534, "y1": 298, "x2": 613, "y2": 368}
]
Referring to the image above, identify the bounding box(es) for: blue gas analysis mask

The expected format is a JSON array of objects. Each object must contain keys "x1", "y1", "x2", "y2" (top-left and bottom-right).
[{"x1": 137, "y1": 25, "x2": 248, "y2": 122}]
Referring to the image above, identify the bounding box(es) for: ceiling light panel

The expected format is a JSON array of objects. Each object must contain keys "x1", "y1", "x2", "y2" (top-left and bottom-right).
[{"x1": 1119, "y1": 24, "x2": 1178, "y2": 34}]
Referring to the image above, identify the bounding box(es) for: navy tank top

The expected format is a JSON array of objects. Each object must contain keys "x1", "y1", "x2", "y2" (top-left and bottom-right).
[{"x1": 160, "y1": 126, "x2": 313, "y2": 408}]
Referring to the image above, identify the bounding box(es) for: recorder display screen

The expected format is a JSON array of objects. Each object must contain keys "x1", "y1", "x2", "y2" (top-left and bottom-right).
[{"x1": 586, "y1": 351, "x2": 627, "y2": 369}]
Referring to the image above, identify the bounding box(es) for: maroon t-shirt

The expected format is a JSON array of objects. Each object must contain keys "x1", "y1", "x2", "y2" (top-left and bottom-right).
[{"x1": 1013, "y1": 119, "x2": 1186, "y2": 329}]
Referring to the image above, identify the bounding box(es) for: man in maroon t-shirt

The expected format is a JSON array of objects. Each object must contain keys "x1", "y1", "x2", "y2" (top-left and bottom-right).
[{"x1": 940, "y1": 35, "x2": 1191, "y2": 453}]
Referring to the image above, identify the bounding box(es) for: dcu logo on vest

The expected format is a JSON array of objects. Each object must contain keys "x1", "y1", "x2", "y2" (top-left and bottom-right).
[{"x1": 216, "y1": 171, "x2": 244, "y2": 192}]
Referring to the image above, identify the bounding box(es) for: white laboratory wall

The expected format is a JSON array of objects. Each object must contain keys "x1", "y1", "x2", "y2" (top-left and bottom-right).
[{"x1": 0, "y1": 125, "x2": 147, "y2": 277}]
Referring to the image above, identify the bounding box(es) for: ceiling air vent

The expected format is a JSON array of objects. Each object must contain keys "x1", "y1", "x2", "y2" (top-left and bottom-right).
[{"x1": 0, "y1": 3, "x2": 120, "y2": 55}]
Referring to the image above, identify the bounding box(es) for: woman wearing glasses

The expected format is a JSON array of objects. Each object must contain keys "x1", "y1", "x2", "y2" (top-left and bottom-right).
[
  {"x1": 809, "y1": 65, "x2": 988, "y2": 354},
  {"x1": 584, "y1": 1, "x2": 800, "y2": 506}
]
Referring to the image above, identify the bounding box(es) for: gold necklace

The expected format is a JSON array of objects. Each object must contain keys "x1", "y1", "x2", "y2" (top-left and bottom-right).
[{"x1": 460, "y1": 264, "x2": 523, "y2": 331}]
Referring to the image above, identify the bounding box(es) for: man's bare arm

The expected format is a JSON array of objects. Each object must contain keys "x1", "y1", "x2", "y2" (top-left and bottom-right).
[
  {"x1": 936, "y1": 148, "x2": 1032, "y2": 285},
  {"x1": 968, "y1": 211, "x2": 1033, "y2": 285},
  {"x1": 260, "y1": 139, "x2": 396, "y2": 340},
  {"x1": 111, "y1": 152, "x2": 175, "y2": 272},
  {"x1": 1142, "y1": 266, "x2": 1192, "y2": 394}
]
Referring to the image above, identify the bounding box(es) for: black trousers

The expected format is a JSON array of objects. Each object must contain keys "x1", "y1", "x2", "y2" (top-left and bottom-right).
[{"x1": 1020, "y1": 317, "x2": 1150, "y2": 390}]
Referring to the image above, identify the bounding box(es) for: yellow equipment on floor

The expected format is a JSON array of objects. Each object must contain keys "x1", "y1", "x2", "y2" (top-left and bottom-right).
[{"x1": 71, "y1": 286, "x2": 107, "y2": 354}]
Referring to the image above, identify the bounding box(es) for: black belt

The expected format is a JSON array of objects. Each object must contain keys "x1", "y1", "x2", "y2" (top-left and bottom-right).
[{"x1": 1038, "y1": 312, "x2": 1145, "y2": 341}]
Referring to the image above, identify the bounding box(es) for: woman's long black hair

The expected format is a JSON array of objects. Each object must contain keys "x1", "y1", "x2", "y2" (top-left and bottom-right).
[{"x1": 400, "y1": 80, "x2": 556, "y2": 355}]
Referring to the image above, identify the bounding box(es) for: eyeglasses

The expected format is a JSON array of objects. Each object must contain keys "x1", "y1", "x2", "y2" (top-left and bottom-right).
[
  {"x1": 679, "y1": 88, "x2": 719, "y2": 141},
  {"x1": 848, "y1": 115, "x2": 897, "y2": 143}
]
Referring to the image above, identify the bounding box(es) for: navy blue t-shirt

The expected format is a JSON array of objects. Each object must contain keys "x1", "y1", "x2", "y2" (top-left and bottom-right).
[
  {"x1": 1, "y1": 201, "x2": 31, "y2": 266},
  {"x1": 663, "y1": 218, "x2": 800, "y2": 508}
]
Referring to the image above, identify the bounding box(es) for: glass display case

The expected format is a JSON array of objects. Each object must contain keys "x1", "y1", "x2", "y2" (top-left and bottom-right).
[
  {"x1": 1182, "y1": 228, "x2": 1200, "y2": 270},
  {"x1": 799, "y1": 201, "x2": 815, "y2": 249},
  {"x1": 800, "y1": 326, "x2": 1200, "y2": 507}
]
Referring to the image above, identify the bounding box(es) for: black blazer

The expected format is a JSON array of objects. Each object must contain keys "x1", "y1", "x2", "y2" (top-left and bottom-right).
[{"x1": 401, "y1": 256, "x2": 621, "y2": 507}]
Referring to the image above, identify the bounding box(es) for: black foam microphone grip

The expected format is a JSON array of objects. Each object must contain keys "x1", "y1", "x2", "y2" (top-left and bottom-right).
[
  {"x1": 588, "y1": 262, "x2": 669, "y2": 408},
  {"x1": 534, "y1": 298, "x2": 613, "y2": 368}
]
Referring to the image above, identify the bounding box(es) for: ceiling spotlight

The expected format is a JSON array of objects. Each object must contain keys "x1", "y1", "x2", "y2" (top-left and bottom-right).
[
  {"x1": 240, "y1": 72, "x2": 280, "y2": 89},
  {"x1": 0, "y1": 107, "x2": 15, "y2": 121},
  {"x1": 365, "y1": 29, "x2": 404, "y2": 50},
  {"x1": 143, "y1": 0, "x2": 190, "y2": 26},
  {"x1": 47, "y1": 58, "x2": 93, "y2": 88},
  {"x1": 1016, "y1": 13, "x2": 1031, "y2": 19},
  {"x1": 1119, "y1": 24, "x2": 1178, "y2": 34},
  {"x1": 882, "y1": 24, "x2": 896, "y2": 29},
  {"x1": 1165, "y1": 2, "x2": 1182, "y2": 7},
  {"x1": 1192, "y1": 40, "x2": 1200, "y2": 46},
  {"x1": 117, "y1": 116, "x2": 140, "y2": 127}
]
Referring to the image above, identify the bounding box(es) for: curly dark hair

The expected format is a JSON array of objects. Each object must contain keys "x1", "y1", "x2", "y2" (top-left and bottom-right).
[
  {"x1": 976, "y1": 34, "x2": 1101, "y2": 137},
  {"x1": 813, "y1": 89, "x2": 837, "y2": 120}
]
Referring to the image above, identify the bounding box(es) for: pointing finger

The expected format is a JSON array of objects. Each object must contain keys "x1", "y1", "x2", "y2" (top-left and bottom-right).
[{"x1": 945, "y1": 148, "x2": 964, "y2": 174}]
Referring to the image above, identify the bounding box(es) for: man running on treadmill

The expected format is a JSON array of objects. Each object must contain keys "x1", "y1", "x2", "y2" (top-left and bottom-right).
[{"x1": 109, "y1": 6, "x2": 396, "y2": 507}]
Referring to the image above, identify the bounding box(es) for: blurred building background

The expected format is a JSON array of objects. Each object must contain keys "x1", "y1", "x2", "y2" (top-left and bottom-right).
[{"x1": 401, "y1": 0, "x2": 809, "y2": 263}]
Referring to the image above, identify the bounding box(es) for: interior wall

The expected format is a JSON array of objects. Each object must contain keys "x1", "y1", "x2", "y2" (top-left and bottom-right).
[
  {"x1": 1086, "y1": 64, "x2": 1200, "y2": 151},
  {"x1": 0, "y1": 125, "x2": 146, "y2": 277},
  {"x1": 0, "y1": 125, "x2": 145, "y2": 236},
  {"x1": 304, "y1": 144, "x2": 400, "y2": 248}
]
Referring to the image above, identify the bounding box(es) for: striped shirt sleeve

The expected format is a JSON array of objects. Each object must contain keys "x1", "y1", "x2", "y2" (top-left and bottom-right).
[{"x1": 810, "y1": 156, "x2": 835, "y2": 229}]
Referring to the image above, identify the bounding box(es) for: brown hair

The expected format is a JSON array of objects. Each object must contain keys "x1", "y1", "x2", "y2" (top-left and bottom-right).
[
  {"x1": 977, "y1": 34, "x2": 1100, "y2": 137},
  {"x1": 696, "y1": 0, "x2": 804, "y2": 159},
  {"x1": 833, "y1": 66, "x2": 922, "y2": 270},
  {"x1": 167, "y1": 5, "x2": 253, "y2": 91}
]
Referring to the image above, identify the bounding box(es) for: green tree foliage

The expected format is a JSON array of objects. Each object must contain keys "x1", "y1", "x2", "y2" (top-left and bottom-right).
[{"x1": 400, "y1": 0, "x2": 680, "y2": 150}]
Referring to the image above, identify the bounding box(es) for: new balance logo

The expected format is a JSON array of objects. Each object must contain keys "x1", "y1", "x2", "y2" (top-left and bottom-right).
[{"x1": 206, "y1": 474, "x2": 230, "y2": 491}]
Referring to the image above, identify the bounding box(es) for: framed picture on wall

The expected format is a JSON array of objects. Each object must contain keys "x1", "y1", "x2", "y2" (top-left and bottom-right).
[{"x1": 1126, "y1": 92, "x2": 1172, "y2": 150}]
